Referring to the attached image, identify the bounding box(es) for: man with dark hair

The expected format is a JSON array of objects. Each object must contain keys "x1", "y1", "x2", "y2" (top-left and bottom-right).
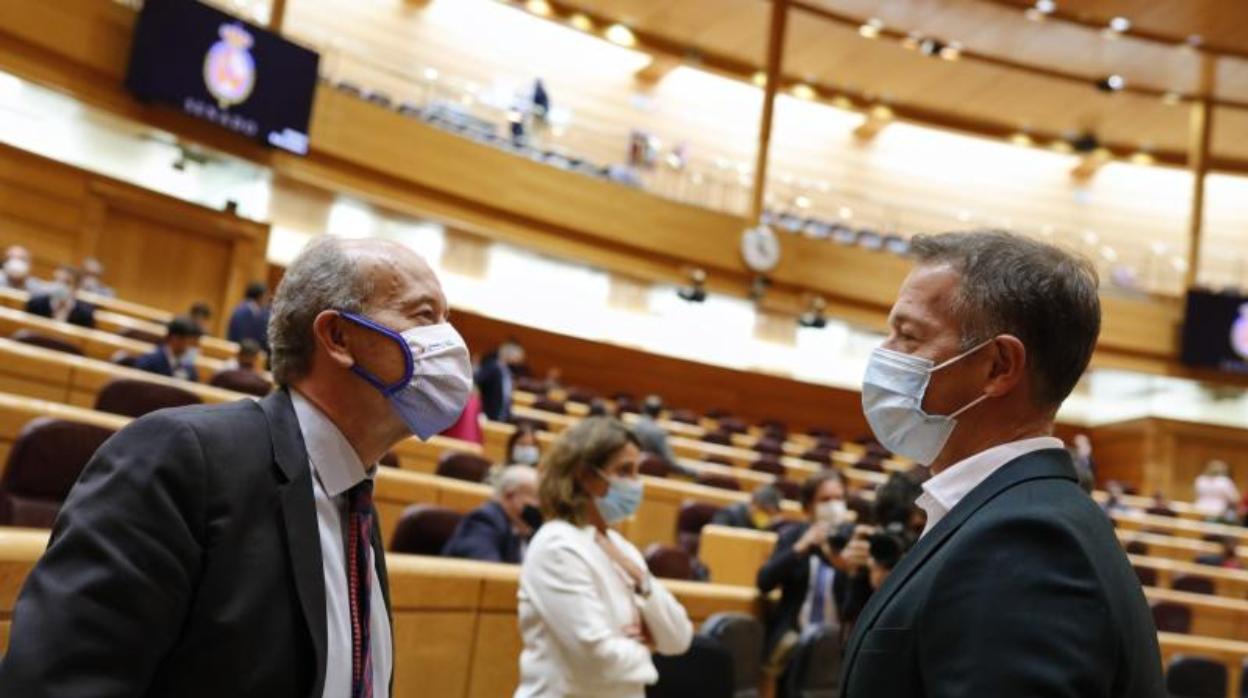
[
  {"x1": 757, "y1": 470, "x2": 867, "y2": 669},
  {"x1": 841, "y1": 231, "x2": 1163, "y2": 696},
  {"x1": 25, "y1": 266, "x2": 95, "y2": 329},
  {"x1": 133, "y1": 316, "x2": 203, "y2": 381},
  {"x1": 632, "y1": 395, "x2": 698, "y2": 478},
  {"x1": 711, "y1": 484, "x2": 782, "y2": 530},
  {"x1": 227, "y1": 280, "x2": 270, "y2": 351},
  {"x1": 188, "y1": 302, "x2": 213, "y2": 333}
]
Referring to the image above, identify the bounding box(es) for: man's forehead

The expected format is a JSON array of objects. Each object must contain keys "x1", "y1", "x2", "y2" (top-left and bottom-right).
[{"x1": 892, "y1": 264, "x2": 960, "y2": 320}]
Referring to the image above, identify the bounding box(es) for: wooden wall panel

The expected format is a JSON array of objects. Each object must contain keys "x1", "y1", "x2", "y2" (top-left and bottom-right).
[{"x1": 0, "y1": 143, "x2": 269, "y2": 337}]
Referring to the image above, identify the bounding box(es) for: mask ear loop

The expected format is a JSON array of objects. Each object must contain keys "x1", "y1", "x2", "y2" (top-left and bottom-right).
[
  {"x1": 930, "y1": 336, "x2": 997, "y2": 373},
  {"x1": 337, "y1": 311, "x2": 415, "y2": 396}
]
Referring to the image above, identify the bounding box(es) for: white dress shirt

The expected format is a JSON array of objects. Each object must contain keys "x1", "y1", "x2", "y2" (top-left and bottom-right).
[
  {"x1": 917, "y1": 436, "x2": 1065, "y2": 537},
  {"x1": 291, "y1": 390, "x2": 393, "y2": 698},
  {"x1": 516, "y1": 520, "x2": 694, "y2": 698}
]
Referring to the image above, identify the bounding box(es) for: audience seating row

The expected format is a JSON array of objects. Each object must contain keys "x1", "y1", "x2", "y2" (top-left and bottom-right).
[{"x1": 0, "y1": 287, "x2": 239, "y2": 360}]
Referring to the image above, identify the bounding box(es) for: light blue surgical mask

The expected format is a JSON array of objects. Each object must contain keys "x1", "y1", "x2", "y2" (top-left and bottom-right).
[
  {"x1": 594, "y1": 475, "x2": 643, "y2": 524},
  {"x1": 180, "y1": 347, "x2": 200, "y2": 367},
  {"x1": 860, "y1": 339, "x2": 994, "y2": 465}
]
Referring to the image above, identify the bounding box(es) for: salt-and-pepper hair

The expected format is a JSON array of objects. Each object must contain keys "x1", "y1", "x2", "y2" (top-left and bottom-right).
[
  {"x1": 494, "y1": 465, "x2": 538, "y2": 498},
  {"x1": 268, "y1": 237, "x2": 376, "y2": 385}
]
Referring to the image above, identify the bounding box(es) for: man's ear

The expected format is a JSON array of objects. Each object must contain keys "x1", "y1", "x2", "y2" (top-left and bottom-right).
[
  {"x1": 985, "y1": 334, "x2": 1026, "y2": 398},
  {"x1": 311, "y1": 311, "x2": 355, "y2": 370}
]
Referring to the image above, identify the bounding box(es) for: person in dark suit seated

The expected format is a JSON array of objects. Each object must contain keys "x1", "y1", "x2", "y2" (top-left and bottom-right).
[
  {"x1": 1195, "y1": 536, "x2": 1244, "y2": 570},
  {"x1": 25, "y1": 266, "x2": 95, "y2": 329},
  {"x1": 757, "y1": 470, "x2": 868, "y2": 676},
  {"x1": 474, "y1": 340, "x2": 524, "y2": 422},
  {"x1": 443, "y1": 465, "x2": 540, "y2": 564},
  {"x1": 0, "y1": 236, "x2": 473, "y2": 696},
  {"x1": 227, "y1": 281, "x2": 270, "y2": 352},
  {"x1": 840, "y1": 231, "x2": 1163, "y2": 696},
  {"x1": 188, "y1": 301, "x2": 213, "y2": 334},
  {"x1": 711, "y1": 484, "x2": 782, "y2": 530},
  {"x1": 133, "y1": 315, "x2": 203, "y2": 382}
]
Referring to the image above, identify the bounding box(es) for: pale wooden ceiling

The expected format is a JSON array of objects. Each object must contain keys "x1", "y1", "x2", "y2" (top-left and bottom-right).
[{"x1": 563, "y1": 0, "x2": 1248, "y2": 165}]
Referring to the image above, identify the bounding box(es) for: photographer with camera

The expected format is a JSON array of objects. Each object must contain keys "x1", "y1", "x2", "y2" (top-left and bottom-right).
[{"x1": 756, "y1": 471, "x2": 871, "y2": 689}]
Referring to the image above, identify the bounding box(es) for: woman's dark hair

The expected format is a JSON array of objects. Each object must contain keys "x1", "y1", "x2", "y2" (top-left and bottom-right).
[{"x1": 506, "y1": 422, "x2": 538, "y2": 460}]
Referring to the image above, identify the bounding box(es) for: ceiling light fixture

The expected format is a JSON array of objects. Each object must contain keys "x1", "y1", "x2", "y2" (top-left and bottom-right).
[
  {"x1": 1108, "y1": 16, "x2": 1131, "y2": 32},
  {"x1": 859, "y1": 18, "x2": 884, "y2": 39},
  {"x1": 1035, "y1": 0, "x2": 1056, "y2": 13},
  {"x1": 791, "y1": 83, "x2": 817, "y2": 100},
  {"x1": 524, "y1": 0, "x2": 553, "y2": 17},
  {"x1": 751, "y1": 71, "x2": 767, "y2": 87},
  {"x1": 605, "y1": 23, "x2": 637, "y2": 47},
  {"x1": 568, "y1": 13, "x2": 594, "y2": 32},
  {"x1": 1009, "y1": 132, "x2": 1034, "y2": 147},
  {"x1": 939, "y1": 41, "x2": 962, "y2": 61}
]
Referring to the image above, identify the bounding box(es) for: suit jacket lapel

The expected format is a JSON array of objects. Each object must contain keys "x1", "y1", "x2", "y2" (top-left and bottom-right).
[
  {"x1": 261, "y1": 389, "x2": 329, "y2": 697},
  {"x1": 842, "y1": 449, "x2": 1076, "y2": 677}
]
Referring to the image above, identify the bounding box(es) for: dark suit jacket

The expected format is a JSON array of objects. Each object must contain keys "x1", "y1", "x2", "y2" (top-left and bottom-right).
[
  {"x1": 25, "y1": 294, "x2": 95, "y2": 329},
  {"x1": 227, "y1": 302, "x2": 269, "y2": 351},
  {"x1": 133, "y1": 346, "x2": 200, "y2": 383},
  {"x1": 840, "y1": 449, "x2": 1165, "y2": 698},
  {"x1": 710, "y1": 502, "x2": 755, "y2": 530},
  {"x1": 442, "y1": 500, "x2": 524, "y2": 564},
  {"x1": 474, "y1": 354, "x2": 512, "y2": 422},
  {"x1": 757, "y1": 521, "x2": 868, "y2": 654},
  {"x1": 0, "y1": 389, "x2": 392, "y2": 698}
]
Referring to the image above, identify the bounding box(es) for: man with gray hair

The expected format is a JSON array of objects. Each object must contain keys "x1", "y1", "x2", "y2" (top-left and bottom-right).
[
  {"x1": 841, "y1": 231, "x2": 1164, "y2": 696},
  {"x1": 443, "y1": 465, "x2": 541, "y2": 564},
  {"x1": 0, "y1": 236, "x2": 474, "y2": 698}
]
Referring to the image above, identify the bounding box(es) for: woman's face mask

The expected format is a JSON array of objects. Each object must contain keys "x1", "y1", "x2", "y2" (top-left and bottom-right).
[
  {"x1": 593, "y1": 473, "x2": 643, "y2": 524},
  {"x1": 511, "y1": 444, "x2": 541, "y2": 466}
]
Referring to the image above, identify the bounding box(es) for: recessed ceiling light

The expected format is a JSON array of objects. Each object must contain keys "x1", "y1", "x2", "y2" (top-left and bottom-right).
[
  {"x1": 1108, "y1": 16, "x2": 1131, "y2": 32},
  {"x1": 859, "y1": 18, "x2": 883, "y2": 39},
  {"x1": 605, "y1": 23, "x2": 636, "y2": 47},
  {"x1": 939, "y1": 41, "x2": 962, "y2": 61},
  {"x1": 1009, "y1": 132, "x2": 1034, "y2": 147},
  {"x1": 751, "y1": 71, "x2": 767, "y2": 87},
  {"x1": 871, "y1": 104, "x2": 894, "y2": 120},
  {"x1": 526, "y1": 0, "x2": 553, "y2": 16},
  {"x1": 569, "y1": 13, "x2": 594, "y2": 32},
  {"x1": 1096, "y1": 74, "x2": 1125, "y2": 92},
  {"x1": 832, "y1": 95, "x2": 854, "y2": 110},
  {"x1": 1035, "y1": 0, "x2": 1056, "y2": 13},
  {"x1": 791, "y1": 83, "x2": 817, "y2": 100}
]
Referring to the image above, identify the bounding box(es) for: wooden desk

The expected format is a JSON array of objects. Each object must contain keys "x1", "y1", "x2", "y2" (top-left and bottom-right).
[
  {"x1": 0, "y1": 337, "x2": 244, "y2": 414},
  {"x1": 1113, "y1": 510, "x2": 1248, "y2": 545},
  {"x1": 1158, "y1": 632, "x2": 1248, "y2": 698},
  {"x1": 0, "y1": 306, "x2": 225, "y2": 378},
  {"x1": 0, "y1": 528, "x2": 758, "y2": 698},
  {"x1": 699, "y1": 525, "x2": 778, "y2": 587},
  {"x1": 1143, "y1": 586, "x2": 1248, "y2": 642},
  {"x1": 1130, "y1": 554, "x2": 1248, "y2": 598}
]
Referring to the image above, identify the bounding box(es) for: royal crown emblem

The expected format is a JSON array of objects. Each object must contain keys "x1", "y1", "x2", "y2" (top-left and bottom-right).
[{"x1": 203, "y1": 23, "x2": 256, "y2": 109}]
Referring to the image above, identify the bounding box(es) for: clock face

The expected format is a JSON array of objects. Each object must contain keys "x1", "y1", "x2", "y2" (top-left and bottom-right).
[{"x1": 741, "y1": 224, "x2": 781, "y2": 273}]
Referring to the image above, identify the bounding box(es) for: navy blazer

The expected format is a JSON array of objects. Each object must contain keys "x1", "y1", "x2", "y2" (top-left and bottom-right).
[
  {"x1": 0, "y1": 389, "x2": 392, "y2": 697},
  {"x1": 25, "y1": 295, "x2": 95, "y2": 329},
  {"x1": 227, "y1": 302, "x2": 269, "y2": 351},
  {"x1": 840, "y1": 448, "x2": 1165, "y2": 697},
  {"x1": 442, "y1": 500, "x2": 524, "y2": 564},
  {"x1": 473, "y1": 355, "x2": 512, "y2": 423},
  {"x1": 133, "y1": 347, "x2": 200, "y2": 383}
]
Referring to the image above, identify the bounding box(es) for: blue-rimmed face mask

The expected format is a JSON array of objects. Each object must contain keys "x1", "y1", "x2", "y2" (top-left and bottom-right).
[
  {"x1": 339, "y1": 312, "x2": 473, "y2": 440},
  {"x1": 860, "y1": 339, "x2": 994, "y2": 465}
]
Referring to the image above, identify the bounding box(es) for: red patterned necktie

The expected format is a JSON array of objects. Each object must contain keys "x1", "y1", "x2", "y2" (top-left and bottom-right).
[{"x1": 347, "y1": 479, "x2": 375, "y2": 698}]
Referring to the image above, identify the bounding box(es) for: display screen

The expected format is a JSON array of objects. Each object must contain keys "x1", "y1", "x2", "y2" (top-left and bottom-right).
[
  {"x1": 1180, "y1": 289, "x2": 1248, "y2": 374},
  {"x1": 125, "y1": 0, "x2": 319, "y2": 154}
]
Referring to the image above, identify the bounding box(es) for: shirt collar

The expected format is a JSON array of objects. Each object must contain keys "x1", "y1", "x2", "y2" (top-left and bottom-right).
[
  {"x1": 290, "y1": 389, "x2": 373, "y2": 497},
  {"x1": 917, "y1": 436, "x2": 1064, "y2": 534}
]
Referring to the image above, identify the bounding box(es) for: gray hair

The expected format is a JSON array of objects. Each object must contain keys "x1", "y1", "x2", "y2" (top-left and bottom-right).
[
  {"x1": 494, "y1": 465, "x2": 537, "y2": 498},
  {"x1": 268, "y1": 237, "x2": 376, "y2": 385},
  {"x1": 909, "y1": 230, "x2": 1101, "y2": 408}
]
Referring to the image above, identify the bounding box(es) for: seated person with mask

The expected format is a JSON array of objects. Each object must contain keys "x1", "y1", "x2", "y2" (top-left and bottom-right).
[
  {"x1": 0, "y1": 245, "x2": 42, "y2": 293},
  {"x1": 506, "y1": 422, "x2": 542, "y2": 467},
  {"x1": 757, "y1": 471, "x2": 869, "y2": 672},
  {"x1": 25, "y1": 266, "x2": 95, "y2": 329},
  {"x1": 134, "y1": 316, "x2": 202, "y2": 382},
  {"x1": 711, "y1": 484, "x2": 783, "y2": 530},
  {"x1": 443, "y1": 465, "x2": 542, "y2": 564}
]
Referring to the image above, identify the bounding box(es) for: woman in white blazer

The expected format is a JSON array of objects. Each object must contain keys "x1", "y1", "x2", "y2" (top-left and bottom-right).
[{"x1": 516, "y1": 417, "x2": 693, "y2": 698}]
